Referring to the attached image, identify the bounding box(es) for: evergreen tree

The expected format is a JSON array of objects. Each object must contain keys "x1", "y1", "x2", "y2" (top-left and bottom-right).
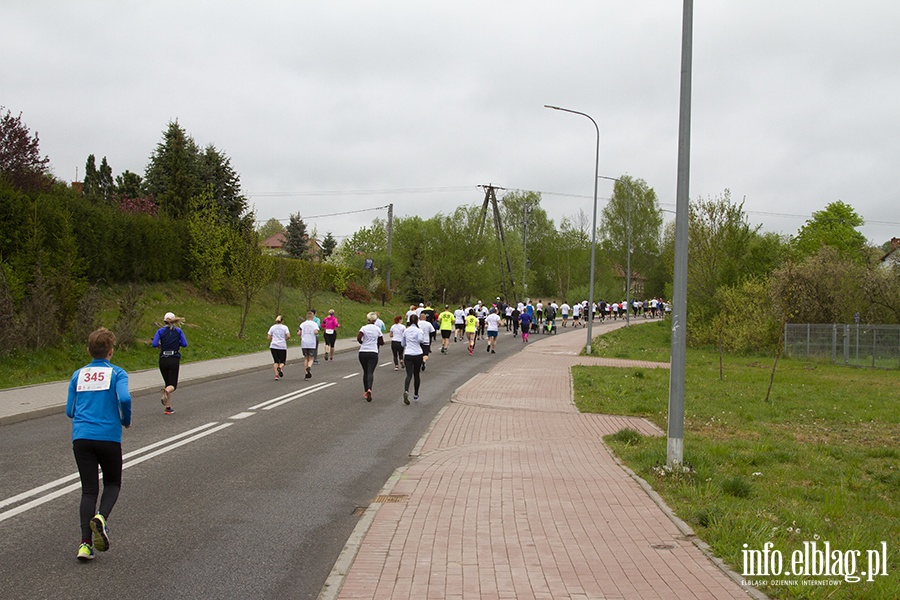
[
  {"x1": 321, "y1": 231, "x2": 337, "y2": 260},
  {"x1": 83, "y1": 154, "x2": 99, "y2": 199},
  {"x1": 98, "y1": 156, "x2": 115, "y2": 204},
  {"x1": 284, "y1": 212, "x2": 310, "y2": 259},
  {"x1": 144, "y1": 121, "x2": 200, "y2": 220},
  {"x1": 115, "y1": 170, "x2": 144, "y2": 199},
  {"x1": 198, "y1": 144, "x2": 247, "y2": 224}
]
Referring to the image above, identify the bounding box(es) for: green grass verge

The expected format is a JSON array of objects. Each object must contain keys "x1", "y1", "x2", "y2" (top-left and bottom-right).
[
  {"x1": 1, "y1": 281, "x2": 411, "y2": 389},
  {"x1": 574, "y1": 320, "x2": 899, "y2": 599}
]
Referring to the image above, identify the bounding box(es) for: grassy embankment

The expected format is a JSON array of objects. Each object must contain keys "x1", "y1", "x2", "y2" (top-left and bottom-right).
[
  {"x1": 575, "y1": 320, "x2": 898, "y2": 600},
  {"x1": 1, "y1": 281, "x2": 411, "y2": 390}
]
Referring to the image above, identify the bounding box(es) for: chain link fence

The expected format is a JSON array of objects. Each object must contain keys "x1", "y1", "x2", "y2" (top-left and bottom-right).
[{"x1": 784, "y1": 324, "x2": 900, "y2": 370}]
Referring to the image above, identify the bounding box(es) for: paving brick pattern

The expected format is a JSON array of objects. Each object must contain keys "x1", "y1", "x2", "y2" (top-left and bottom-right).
[{"x1": 330, "y1": 322, "x2": 755, "y2": 599}]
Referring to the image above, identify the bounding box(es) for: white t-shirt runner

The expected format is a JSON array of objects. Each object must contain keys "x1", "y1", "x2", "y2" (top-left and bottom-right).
[
  {"x1": 268, "y1": 323, "x2": 290, "y2": 350},
  {"x1": 299, "y1": 320, "x2": 319, "y2": 349},
  {"x1": 357, "y1": 323, "x2": 383, "y2": 353}
]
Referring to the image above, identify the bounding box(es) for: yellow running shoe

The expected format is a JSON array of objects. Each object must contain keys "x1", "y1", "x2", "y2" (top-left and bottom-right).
[
  {"x1": 90, "y1": 514, "x2": 109, "y2": 552},
  {"x1": 77, "y1": 543, "x2": 95, "y2": 561}
]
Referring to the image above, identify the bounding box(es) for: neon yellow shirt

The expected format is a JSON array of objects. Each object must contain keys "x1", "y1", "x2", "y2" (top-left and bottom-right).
[
  {"x1": 465, "y1": 315, "x2": 478, "y2": 333},
  {"x1": 438, "y1": 311, "x2": 454, "y2": 330}
]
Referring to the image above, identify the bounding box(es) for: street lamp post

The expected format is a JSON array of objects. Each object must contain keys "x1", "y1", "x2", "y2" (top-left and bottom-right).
[
  {"x1": 544, "y1": 104, "x2": 599, "y2": 354},
  {"x1": 599, "y1": 175, "x2": 634, "y2": 327}
]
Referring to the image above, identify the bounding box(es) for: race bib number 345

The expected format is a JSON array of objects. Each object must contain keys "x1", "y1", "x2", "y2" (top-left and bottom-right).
[{"x1": 76, "y1": 367, "x2": 113, "y2": 392}]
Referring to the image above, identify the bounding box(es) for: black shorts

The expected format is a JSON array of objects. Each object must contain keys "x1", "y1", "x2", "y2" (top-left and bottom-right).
[
  {"x1": 441, "y1": 329, "x2": 452, "y2": 339},
  {"x1": 270, "y1": 348, "x2": 287, "y2": 364},
  {"x1": 324, "y1": 332, "x2": 337, "y2": 346},
  {"x1": 422, "y1": 344, "x2": 431, "y2": 356}
]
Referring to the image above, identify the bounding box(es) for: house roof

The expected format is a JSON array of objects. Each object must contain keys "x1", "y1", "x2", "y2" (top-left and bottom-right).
[
  {"x1": 880, "y1": 237, "x2": 900, "y2": 263},
  {"x1": 261, "y1": 232, "x2": 287, "y2": 249},
  {"x1": 260, "y1": 232, "x2": 323, "y2": 254}
]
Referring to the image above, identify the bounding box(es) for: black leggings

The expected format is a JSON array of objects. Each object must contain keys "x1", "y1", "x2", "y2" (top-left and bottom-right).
[
  {"x1": 403, "y1": 354, "x2": 423, "y2": 395},
  {"x1": 73, "y1": 439, "x2": 122, "y2": 541},
  {"x1": 391, "y1": 341, "x2": 404, "y2": 366},
  {"x1": 358, "y1": 351, "x2": 378, "y2": 392}
]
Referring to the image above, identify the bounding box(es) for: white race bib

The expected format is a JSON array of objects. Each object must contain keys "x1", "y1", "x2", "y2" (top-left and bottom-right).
[{"x1": 76, "y1": 367, "x2": 113, "y2": 392}]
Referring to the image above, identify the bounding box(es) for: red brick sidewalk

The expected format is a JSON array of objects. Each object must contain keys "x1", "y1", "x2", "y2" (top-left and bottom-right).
[{"x1": 322, "y1": 321, "x2": 759, "y2": 600}]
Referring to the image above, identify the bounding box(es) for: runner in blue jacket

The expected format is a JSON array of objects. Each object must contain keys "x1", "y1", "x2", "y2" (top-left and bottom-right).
[{"x1": 66, "y1": 327, "x2": 132, "y2": 561}]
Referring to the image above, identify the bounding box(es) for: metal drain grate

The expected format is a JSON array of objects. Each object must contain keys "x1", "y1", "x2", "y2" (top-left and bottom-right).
[{"x1": 373, "y1": 494, "x2": 408, "y2": 503}]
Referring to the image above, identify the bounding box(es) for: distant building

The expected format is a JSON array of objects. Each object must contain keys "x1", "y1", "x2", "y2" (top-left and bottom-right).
[
  {"x1": 613, "y1": 264, "x2": 646, "y2": 297},
  {"x1": 261, "y1": 232, "x2": 288, "y2": 253},
  {"x1": 260, "y1": 232, "x2": 323, "y2": 261},
  {"x1": 879, "y1": 237, "x2": 900, "y2": 268}
]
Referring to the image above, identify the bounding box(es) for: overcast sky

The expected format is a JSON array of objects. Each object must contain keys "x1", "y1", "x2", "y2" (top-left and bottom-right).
[{"x1": 3, "y1": 1, "x2": 898, "y2": 246}]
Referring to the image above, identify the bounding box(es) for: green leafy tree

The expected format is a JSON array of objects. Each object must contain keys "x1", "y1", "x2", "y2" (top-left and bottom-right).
[
  {"x1": 187, "y1": 189, "x2": 231, "y2": 294},
  {"x1": 145, "y1": 121, "x2": 201, "y2": 220},
  {"x1": 662, "y1": 190, "x2": 774, "y2": 344},
  {"x1": 284, "y1": 212, "x2": 310, "y2": 259},
  {"x1": 228, "y1": 223, "x2": 275, "y2": 338},
  {"x1": 500, "y1": 190, "x2": 555, "y2": 299},
  {"x1": 295, "y1": 259, "x2": 325, "y2": 311},
  {"x1": 257, "y1": 217, "x2": 285, "y2": 241},
  {"x1": 331, "y1": 263, "x2": 352, "y2": 310},
  {"x1": 863, "y1": 260, "x2": 900, "y2": 323},
  {"x1": 552, "y1": 212, "x2": 593, "y2": 301},
  {"x1": 334, "y1": 219, "x2": 387, "y2": 271},
  {"x1": 598, "y1": 175, "x2": 663, "y2": 297},
  {"x1": 793, "y1": 200, "x2": 868, "y2": 263},
  {"x1": 770, "y1": 246, "x2": 866, "y2": 324},
  {"x1": 0, "y1": 108, "x2": 51, "y2": 192}
]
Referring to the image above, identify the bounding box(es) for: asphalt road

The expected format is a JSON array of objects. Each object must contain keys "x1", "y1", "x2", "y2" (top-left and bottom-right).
[{"x1": 0, "y1": 334, "x2": 525, "y2": 599}]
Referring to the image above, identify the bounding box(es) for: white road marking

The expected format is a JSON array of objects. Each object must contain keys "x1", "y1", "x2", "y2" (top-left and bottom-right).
[
  {"x1": 0, "y1": 423, "x2": 221, "y2": 511},
  {"x1": 0, "y1": 423, "x2": 232, "y2": 523},
  {"x1": 261, "y1": 382, "x2": 336, "y2": 410},
  {"x1": 229, "y1": 412, "x2": 256, "y2": 420},
  {"x1": 1, "y1": 378, "x2": 341, "y2": 522},
  {"x1": 248, "y1": 382, "x2": 330, "y2": 410}
]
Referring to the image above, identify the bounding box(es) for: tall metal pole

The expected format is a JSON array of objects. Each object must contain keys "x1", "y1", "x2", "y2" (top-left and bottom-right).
[
  {"x1": 544, "y1": 105, "x2": 599, "y2": 354},
  {"x1": 667, "y1": 0, "x2": 693, "y2": 467}
]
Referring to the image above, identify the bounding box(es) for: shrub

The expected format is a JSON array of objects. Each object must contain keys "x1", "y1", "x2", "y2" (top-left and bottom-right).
[{"x1": 343, "y1": 280, "x2": 371, "y2": 303}]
